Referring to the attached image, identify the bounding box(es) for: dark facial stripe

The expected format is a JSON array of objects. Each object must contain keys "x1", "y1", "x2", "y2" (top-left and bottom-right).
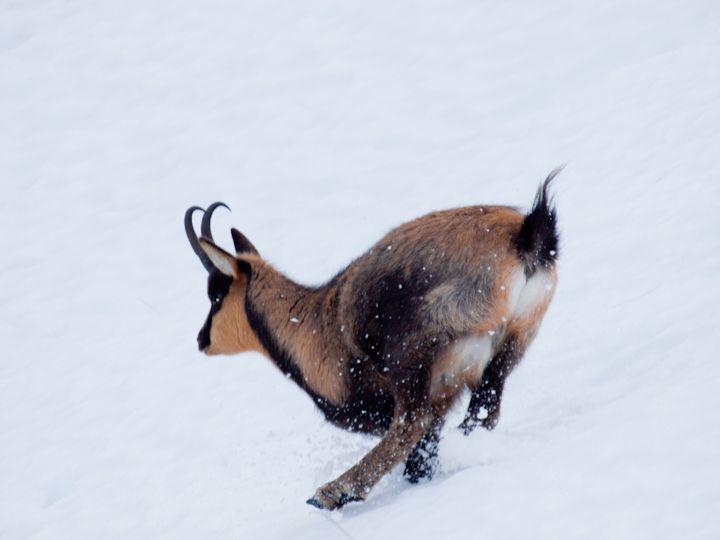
[
  {"x1": 243, "y1": 291, "x2": 395, "y2": 434},
  {"x1": 197, "y1": 271, "x2": 233, "y2": 350},
  {"x1": 243, "y1": 294, "x2": 315, "y2": 394}
]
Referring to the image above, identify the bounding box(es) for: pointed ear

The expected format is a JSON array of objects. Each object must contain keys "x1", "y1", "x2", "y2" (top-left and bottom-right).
[
  {"x1": 231, "y1": 228, "x2": 259, "y2": 255},
  {"x1": 198, "y1": 238, "x2": 247, "y2": 279}
]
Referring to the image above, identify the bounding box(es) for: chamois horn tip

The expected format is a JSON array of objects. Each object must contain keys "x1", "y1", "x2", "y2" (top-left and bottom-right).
[{"x1": 201, "y1": 201, "x2": 230, "y2": 240}]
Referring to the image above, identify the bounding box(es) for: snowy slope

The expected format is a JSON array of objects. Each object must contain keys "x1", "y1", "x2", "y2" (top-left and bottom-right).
[{"x1": 1, "y1": 1, "x2": 719, "y2": 538}]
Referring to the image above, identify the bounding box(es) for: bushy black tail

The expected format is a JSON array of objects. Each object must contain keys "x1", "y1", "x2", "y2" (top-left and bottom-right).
[{"x1": 515, "y1": 167, "x2": 561, "y2": 273}]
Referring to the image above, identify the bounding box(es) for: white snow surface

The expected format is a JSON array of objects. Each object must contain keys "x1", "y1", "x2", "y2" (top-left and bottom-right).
[{"x1": 2, "y1": 1, "x2": 719, "y2": 538}]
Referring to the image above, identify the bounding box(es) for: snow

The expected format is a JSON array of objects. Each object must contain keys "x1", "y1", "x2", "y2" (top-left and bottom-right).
[{"x1": 1, "y1": 1, "x2": 719, "y2": 538}]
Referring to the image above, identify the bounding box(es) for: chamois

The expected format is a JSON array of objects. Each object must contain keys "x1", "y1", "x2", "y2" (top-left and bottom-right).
[{"x1": 184, "y1": 169, "x2": 561, "y2": 510}]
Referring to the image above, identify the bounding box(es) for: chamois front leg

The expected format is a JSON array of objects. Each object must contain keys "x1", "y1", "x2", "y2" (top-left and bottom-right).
[
  {"x1": 307, "y1": 406, "x2": 432, "y2": 510},
  {"x1": 403, "y1": 414, "x2": 444, "y2": 483},
  {"x1": 460, "y1": 336, "x2": 523, "y2": 434}
]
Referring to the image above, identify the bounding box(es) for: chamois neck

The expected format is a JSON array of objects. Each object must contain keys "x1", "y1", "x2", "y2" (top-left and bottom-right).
[{"x1": 243, "y1": 258, "x2": 349, "y2": 405}]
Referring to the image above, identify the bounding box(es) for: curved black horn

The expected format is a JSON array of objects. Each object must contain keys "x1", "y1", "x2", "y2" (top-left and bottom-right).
[
  {"x1": 185, "y1": 206, "x2": 215, "y2": 272},
  {"x1": 201, "y1": 202, "x2": 230, "y2": 241}
]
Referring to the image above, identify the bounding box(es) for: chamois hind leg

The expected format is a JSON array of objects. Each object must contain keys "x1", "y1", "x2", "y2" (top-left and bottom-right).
[
  {"x1": 460, "y1": 336, "x2": 524, "y2": 434},
  {"x1": 307, "y1": 367, "x2": 433, "y2": 510}
]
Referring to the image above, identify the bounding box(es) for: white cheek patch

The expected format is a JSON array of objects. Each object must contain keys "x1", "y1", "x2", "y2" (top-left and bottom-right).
[{"x1": 507, "y1": 268, "x2": 555, "y2": 319}]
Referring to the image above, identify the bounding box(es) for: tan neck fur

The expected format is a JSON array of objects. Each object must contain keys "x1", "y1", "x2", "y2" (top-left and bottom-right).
[{"x1": 241, "y1": 256, "x2": 349, "y2": 405}]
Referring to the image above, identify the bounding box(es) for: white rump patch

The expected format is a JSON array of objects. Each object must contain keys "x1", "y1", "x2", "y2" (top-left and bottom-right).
[{"x1": 507, "y1": 268, "x2": 555, "y2": 318}]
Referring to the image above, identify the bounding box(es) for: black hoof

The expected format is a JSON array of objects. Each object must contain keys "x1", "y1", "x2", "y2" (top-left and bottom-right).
[
  {"x1": 458, "y1": 420, "x2": 476, "y2": 435},
  {"x1": 336, "y1": 492, "x2": 362, "y2": 508},
  {"x1": 481, "y1": 412, "x2": 499, "y2": 431},
  {"x1": 306, "y1": 492, "x2": 362, "y2": 511},
  {"x1": 404, "y1": 453, "x2": 438, "y2": 483}
]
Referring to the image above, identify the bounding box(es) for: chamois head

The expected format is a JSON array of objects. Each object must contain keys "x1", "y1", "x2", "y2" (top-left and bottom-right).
[{"x1": 184, "y1": 203, "x2": 262, "y2": 356}]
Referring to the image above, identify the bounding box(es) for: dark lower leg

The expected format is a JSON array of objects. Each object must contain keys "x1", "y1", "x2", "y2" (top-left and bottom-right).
[
  {"x1": 403, "y1": 415, "x2": 443, "y2": 482},
  {"x1": 460, "y1": 336, "x2": 522, "y2": 434},
  {"x1": 461, "y1": 372, "x2": 505, "y2": 432}
]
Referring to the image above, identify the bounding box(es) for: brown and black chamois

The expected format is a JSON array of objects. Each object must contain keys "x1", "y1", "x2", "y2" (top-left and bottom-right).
[{"x1": 184, "y1": 169, "x2": 561, "y2": 510}]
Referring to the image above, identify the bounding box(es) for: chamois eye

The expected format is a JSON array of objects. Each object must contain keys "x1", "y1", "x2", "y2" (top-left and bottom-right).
[{"x1": 210, "y1": 293, "x2": 221, "y2": 304}]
